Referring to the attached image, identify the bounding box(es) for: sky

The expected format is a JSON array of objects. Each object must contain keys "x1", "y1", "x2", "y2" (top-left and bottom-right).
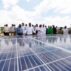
[{"x1": 0, "y1": 0, "x2": 71, "y2": 27}]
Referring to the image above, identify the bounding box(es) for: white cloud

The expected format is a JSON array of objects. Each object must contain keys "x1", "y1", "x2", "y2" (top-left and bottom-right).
[
  {"x1": 3, "y1": 0, "x2": 18, "y2": 9},
  {"x1": 34, "y1": 0, "x2": 71, "y2": 14},
  {"x1": 11, "y1": 5, "x2": 35, "y2": 24},
  {"x1": 48, "y1": 0, "x2": 71, "y2": 14},
  {"x1": 44, "y1": 16, "x2": 71, "y2": 27},
  {"x1": 0, "y1": 10, "x2": 12, "y2": 26},
  {"x1": 0, "y1": 0, "x2": 71, "y2": 27}
]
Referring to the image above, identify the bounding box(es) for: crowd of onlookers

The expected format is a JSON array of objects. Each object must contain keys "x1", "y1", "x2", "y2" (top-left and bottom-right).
[{"x1": 0, "y1": 23, "x2": 71, "y2": 37}]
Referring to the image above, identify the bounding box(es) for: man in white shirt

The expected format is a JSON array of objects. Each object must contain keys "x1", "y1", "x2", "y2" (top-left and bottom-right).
[
  {"x1": 32, "y1": 25, "x2": 36, "y2": 35},
  {"x1": 22, "y1": 23, "x2": 28, "y2": 35},
  {"x1": 35, "y1": 24, "x2": 39, "y2": 35},
  {"x1": 9, "y1": 24, "x2": 16, "y2": 36},
  {"x1": 4, "y1": 24, "x2": 9, "y2": 36},
  {"x1": 24, "y1": 24, "x2": 28, "y2": 35},
  {"x1": 27, "y1": 23, "x2": 33, "y2": 35},
  {"x1": 42, "y1": 24, "x2": 46, "y2": 35},
  {"x1": 37, "y1": 25, "x2": 43, "y2": 36},
  {"x1": 22, "y1": 23, "x2": 25, "y2": 35},
  {"x1": 63, "y1": 26, "x2": 68, "y2": 35}
]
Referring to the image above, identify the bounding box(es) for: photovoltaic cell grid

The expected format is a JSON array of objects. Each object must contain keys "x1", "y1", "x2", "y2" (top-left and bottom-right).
[
  {"x1": 0, "y1": 36, "x2": 71, "y2": 71},
  {"x1": 35, "y1": 35, "x2": 71, "y2": 51}
]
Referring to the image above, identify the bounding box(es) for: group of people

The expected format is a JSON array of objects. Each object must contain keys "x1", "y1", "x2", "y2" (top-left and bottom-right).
[{"x1": 0, "y1": 23, "x2": 71, "y2": 37}]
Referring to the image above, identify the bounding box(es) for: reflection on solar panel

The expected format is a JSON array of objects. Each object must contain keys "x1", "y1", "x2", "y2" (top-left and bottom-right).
[
  {"x1": 35, "y1": 35, "x2": 71, "y2": 51},
  {"x1": 0, "y1": 35, "x2": 71, "y2": 71}
]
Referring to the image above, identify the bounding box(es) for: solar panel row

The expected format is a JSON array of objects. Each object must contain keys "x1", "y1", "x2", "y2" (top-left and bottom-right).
[{"x1": 0, "y1": 36, "x2": 71, "y2": 71}]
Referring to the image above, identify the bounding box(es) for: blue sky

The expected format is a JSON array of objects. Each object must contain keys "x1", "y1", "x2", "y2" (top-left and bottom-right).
[
  {"x1": 18, "y1": 0, "x2": 43, "y2": 11},
  {"x1": 0, "y1": 0, "x2": 71, "y2": 27},
  {"x1": 0, "y1": 0, "x2": 3, "y2": 9}
]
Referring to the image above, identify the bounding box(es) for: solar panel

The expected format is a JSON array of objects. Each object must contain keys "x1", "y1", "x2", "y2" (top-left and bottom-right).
[
  {"x1": 0, "y1": 35, "x2": 71, "y2": 71},
  {"x1": 35, "y1": 35, "x2": 71, "y2": 51}
]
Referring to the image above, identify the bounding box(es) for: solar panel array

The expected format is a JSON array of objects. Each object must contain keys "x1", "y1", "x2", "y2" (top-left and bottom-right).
[
  {"x1": 35, "y1": 35, "x2": 71, "y2": 51},
  {"x1": 0, "y1": 35, "x2": 71, "y2": 71}
]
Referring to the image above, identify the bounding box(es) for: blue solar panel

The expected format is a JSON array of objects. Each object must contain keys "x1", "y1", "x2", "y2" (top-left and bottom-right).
[{"x1": 0, "y1": 35, "x2": 71, "y2": 71}]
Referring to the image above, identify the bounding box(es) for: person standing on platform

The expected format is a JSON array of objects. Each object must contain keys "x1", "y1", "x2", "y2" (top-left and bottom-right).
[
  {"x1": 52, "y1": 25, "x2": 57, "y2": 34},
  {"x1": 22, "y1": 23, "x2": 25, "y2": 35},
  {"x1": 24, "y1": 24, "x2": 28, "y2": 35},
  {"x1": 35, "y1": 24, "x2": 39, "y2": 35},
  {"x1": 63, "y1": 26, "x2": 68, "y2": 35},
  {"x1": 9, "y1": 24, "x2": 16, "y2": 36},
  {"x1": 47, "y1": 26, "x2": 53, "y2": 34},
  {"x1": 42, "y1": 24, "x2": 46, "y2": 35},
  {"x1": 62, "y1": 26, "x2": 68, "y2": 42},
  {"x1": 27, "y1": 23, "x2": 33, "y2": 35},
  {"x1": 68, "y1": 27, "x2": 71, "y2": 34},
  {"x1": 16, "y1": 24, "x2": 24, "y2": 46},
  {"x1": 4, "y1": 24, "x2": 9, "y2": 36},
  {"x1": 37, "y1": 25, "x2": 42, "y2": 36},
  {"x1": 58, "y1": 27, "x2": 63, "y2": 34},
  {"x1": 16, "y1": 24, "x2": 23, "y2": 37},
  {"x1": 32, "y1": 25, "x2": 36, "y2": 36}
]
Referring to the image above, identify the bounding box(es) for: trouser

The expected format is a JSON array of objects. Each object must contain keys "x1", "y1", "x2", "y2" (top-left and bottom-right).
[
  {"x1": 32, "y1": 32, "x2": 36, "y2": 35},
  {"x1": 10, "y1": 32, "x2": 16, "y2": 36},
  {"x1": 4, "y1": 32, "x2": 9, "y2": 36},
  {"x1": 17, "y1": 33, "x2": 23, "y2": 37}
]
